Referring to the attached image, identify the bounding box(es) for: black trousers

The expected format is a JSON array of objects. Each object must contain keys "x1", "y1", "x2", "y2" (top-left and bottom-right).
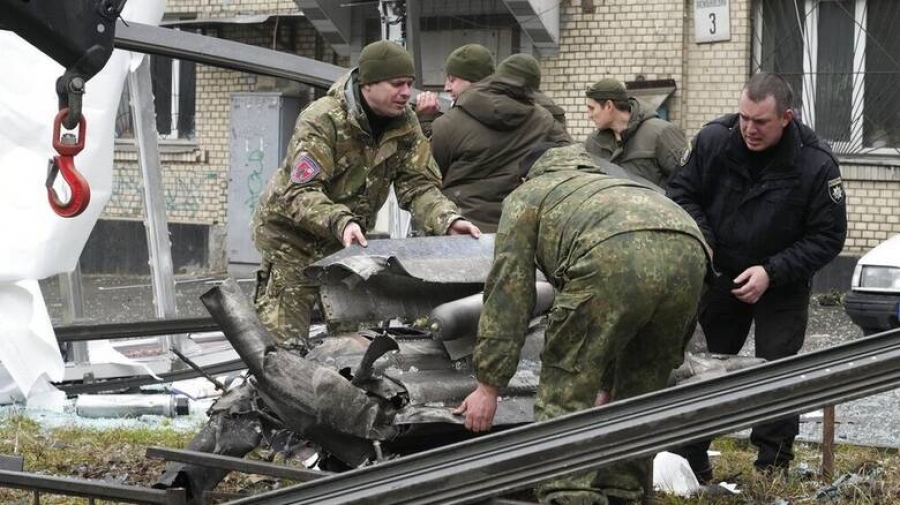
[{"x1": 675, "y1": 275, "x2": 810, "y2": 474}]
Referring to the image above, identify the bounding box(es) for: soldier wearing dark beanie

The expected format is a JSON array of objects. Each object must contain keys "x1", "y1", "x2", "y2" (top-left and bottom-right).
[
  {"x1": 495, "y1": 53, "x2": 542, "y2": 91},
  {"x1": 445, "y1": 44, "x2": 495, "y2": 84},
  {"x1": 358, "y1": 40, "x2": 415, "y2": 85},
  {"x1": 494, "y1": 54, "x2": 567, "y2": 131}
]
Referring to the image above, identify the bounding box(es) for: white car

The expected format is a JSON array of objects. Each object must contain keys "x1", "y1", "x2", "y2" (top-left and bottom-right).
[{"x1": 844, "y1": 234, "x2": 900, "y2": 335}]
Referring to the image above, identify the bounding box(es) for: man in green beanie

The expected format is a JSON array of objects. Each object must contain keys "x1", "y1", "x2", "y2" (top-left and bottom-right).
[
  {"x1": 252, "y1": 39, "x2": 481, "y2": 346},
  {"x1": 415, "y1": 43, "x2": 496, "y2": 136},
  {"x1": 496, "y1": 54, "x2": 568, "y2": 131},
  {"x1": 585, "y1": 77, "x2": 688, "y2": 188},
  {"x1": 431, "y1": 52, "x2": 570, "y2": 232}
]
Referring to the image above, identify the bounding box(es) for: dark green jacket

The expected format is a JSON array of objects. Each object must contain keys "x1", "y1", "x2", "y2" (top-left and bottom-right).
[
  {"x1": 474, "y1": 144, "x2": 710, "y2": 387},
  {"x1": 585, "y1": 98, "x2": 687, "y2": 188},
  {"x1": 534, "y1": 90, "x2": 568, "y2": 133},
  {"x1": 431, "y1": 76, "x2": 571, "y2": 232}
]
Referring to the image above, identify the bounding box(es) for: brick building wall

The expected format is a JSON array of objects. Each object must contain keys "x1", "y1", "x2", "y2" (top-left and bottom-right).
[
  {"x1": 842, "y1": 165, "x2": 900, "y2": 254},
  {"x1": 98, "y1": 0, "x2": 898, "y2": 274},
  {"x1": 104, "y1": 0, "x2": 341, "y2": 271},
  {"x1": 542, "y1": 0, "x2": 899, "y2": 269}
]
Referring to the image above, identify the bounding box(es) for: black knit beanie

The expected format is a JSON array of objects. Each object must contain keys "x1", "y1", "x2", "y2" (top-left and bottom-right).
[
  {"x1": 358, "y1": 40, "x2": 415, "y2": 85},
  {"x1": 444, "y1": 44, "x2": 495, "y2": 83}
]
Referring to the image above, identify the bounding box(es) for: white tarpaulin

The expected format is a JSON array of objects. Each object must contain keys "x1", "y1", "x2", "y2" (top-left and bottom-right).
[{"x1": 0, "y1": 1, "x2": 166, "y2": 402}]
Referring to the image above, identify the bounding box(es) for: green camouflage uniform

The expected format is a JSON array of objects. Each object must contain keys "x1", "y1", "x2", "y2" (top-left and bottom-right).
[
  {"x1": 252, "y1": 69, "x2": 463, "y2": 344},
  {"x1": 474, "y1": 144, "x2": 711, "y2": 504}
]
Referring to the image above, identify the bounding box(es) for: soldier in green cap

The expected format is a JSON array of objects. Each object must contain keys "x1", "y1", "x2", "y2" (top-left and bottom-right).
[
  {"x1": 455, "y1": 142, "x2": 710, "y2": 505},
  {"x1": 252, "y1": 40, "x2": 481, "y2": 346},
  {"x1": 495, "y1": 54, "x2": 568, "y2": 131},
  {"x1": 414, "y1": 43, "x2": 496, "y2": 137},
  {"x1": 431, "y1": 53, "x2": 570, "y2": 232},
  {"x1": 585, "y1": 77, "x2": 688, "y2": 188}
]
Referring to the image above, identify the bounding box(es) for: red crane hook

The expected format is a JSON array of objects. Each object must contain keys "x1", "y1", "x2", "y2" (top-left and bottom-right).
[{"x1": 46, "y1": 108, "x2": 91, "y2": 218}]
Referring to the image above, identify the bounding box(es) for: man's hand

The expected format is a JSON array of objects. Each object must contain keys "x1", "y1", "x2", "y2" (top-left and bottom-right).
[
  {"x1": 453, "y1": 383, "x2": 500, "y2": 432},
  {"x1": 341, "y1": 221, "x2": 368, "y2": 248},
  {"x1": 415, "y1": 91, "x2": 440, "y2": 116},
  {"x1": 731, "y1": 265, "x2": 770, "y2": 304},
  {"x1": 447, "y1": 219, "x2": 481, "y2": 238}
]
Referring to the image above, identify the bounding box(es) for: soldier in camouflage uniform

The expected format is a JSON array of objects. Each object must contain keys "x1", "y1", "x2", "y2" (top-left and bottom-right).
[
  {"x1": 252, "y1": 40, "x2": 480, "y2": 346},
  {"x1": 455, "y1": 143, "x2": 711, "y2": 505}
]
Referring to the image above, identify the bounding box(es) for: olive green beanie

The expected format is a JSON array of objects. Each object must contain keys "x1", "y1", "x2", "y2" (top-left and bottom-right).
[
  {"x1": 495, "y1": 54, "x2": 542, "y2": 91},
  {"x1": 585, "y1": 78, "x2": 628, "y2": 102},
  {"x1": 358, "y1": 40, "x2": 415, "y2": 85},
  {"x1": 444, "y1": 44, "x2": 495, "y2": 83}
]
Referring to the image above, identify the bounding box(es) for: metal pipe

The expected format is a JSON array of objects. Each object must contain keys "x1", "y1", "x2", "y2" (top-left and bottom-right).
[
  {"x1": 54, "y1": 317, "x2": 219, "y2": 342},
  {"x1": 0, "y1": 469, "x2": 186, "y2": 504},
  {"x1": 428, "y1": 282, "x2": 554, "y2": 342},
  {"x1": 200, "y1": 278, "x2": 275, "y2": 376},
  {"x1": 114, "y1": 21, "x2": 344, "y2": 88},
  {"x1": 146, "y1": 447, "x2": 329, "y2": 483}
]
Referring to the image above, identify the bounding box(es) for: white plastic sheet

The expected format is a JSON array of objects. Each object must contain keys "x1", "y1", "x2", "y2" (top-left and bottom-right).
[
  {"x1": 0, "y1": 1, "x2": 166, "y2": 401},
  {"x1": 653, "y1": 451, "x2": 701, "y2": 497}
]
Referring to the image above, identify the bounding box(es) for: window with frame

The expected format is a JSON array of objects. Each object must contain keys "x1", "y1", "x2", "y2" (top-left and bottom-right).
[
  {"x1": 754, "y1": 0, "x2": 900, "y2": 156},
  {"x1": 115, "y1": 30, "x2": 197, "y2": 141}
]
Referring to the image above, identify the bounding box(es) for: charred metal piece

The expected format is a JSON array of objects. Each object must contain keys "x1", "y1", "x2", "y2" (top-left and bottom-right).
[
  {"x1": 351, "y1": 333, "x2": 400, "y2": 386},
  {"x1": 306, "y1": 235, "x2": 494, "y2": 324}
]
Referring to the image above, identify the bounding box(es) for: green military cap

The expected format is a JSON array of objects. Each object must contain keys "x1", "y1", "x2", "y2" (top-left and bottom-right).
[
  {"x1": 444, "y1": 44, "x2": 495, "y2": 83},
  {"x1": 495, "y1": 54, "x2": 542, "y2": 91},
  {"x1": 585, "y1": 77, "x2": 628, "y2": 102},
  {"x1": 358, "y1": 40, "x2": 415, "y2": 85}
]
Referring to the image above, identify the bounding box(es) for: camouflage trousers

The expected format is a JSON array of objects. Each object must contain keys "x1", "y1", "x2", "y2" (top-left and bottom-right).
[
  {"x1": 254, "y1": 261, "x2": 319, "y2": 347},
  {"x1": 535, "y1": 231, "x2": 707, "y2": 505}
]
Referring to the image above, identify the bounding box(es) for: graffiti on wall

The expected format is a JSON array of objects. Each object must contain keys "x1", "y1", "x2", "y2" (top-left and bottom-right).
[
  {"x1": 112, "y1": 167, "x2": 217, "y2": 219},
  {"x1": 242, "y1": 147, "x2": 266, "y2": 212}
]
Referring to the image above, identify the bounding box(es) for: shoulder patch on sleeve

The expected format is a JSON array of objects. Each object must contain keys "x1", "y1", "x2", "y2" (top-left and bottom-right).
[
  {"x1": 290, "y1": 152, "x2": 321, "y2": 184},
  {"x1": 827, "y1": 177, "x2": 845, "y2": 204}
]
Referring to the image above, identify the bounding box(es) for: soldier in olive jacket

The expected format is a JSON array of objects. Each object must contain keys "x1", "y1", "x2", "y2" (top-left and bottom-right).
[
  {"x1": 252, "y1": 41, "x2": 480, "y2": 345},
  {"x1": 431, "y1": 54, "x2": 570, "y2": 232},
  {"x1": 585, "y1": 78, "x2": 688, "y2": 188}
]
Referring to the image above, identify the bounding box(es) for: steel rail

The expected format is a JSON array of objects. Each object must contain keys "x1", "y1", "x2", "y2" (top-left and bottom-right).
[
  {"x1": 223, "y1": 327, "x2": 900, "y2": 505},
  {"x1": 114, "y1": 21, "x2": 345, "y2": 88},
  {"x1": 146, "y1": 447, "x2": 329, "y2": 483},
  {"x1": 0, "y1": 469, "x2": 186, "y2": 504},
  {"x1": 57, "y1": 358, "x2": 246, "y2": 395},
  {"x1": 54, "y1": 316, "x2": 219, "y2": 342}
]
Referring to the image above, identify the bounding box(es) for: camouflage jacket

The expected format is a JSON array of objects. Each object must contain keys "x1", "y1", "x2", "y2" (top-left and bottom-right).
[
  {"x1": 585, "y1": 98, "x2": 688, "y2": 188},
  {"x1": 252, "y1": 69, "x2": 463, "y2": 270},
  {"x1": 474, "y1": 144, "x2": 711, "y2": 387}
]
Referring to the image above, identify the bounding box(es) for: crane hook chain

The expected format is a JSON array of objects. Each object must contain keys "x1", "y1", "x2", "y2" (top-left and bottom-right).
[{"x1": 46, "y1": 108, "x2": 91, "y2": 218}]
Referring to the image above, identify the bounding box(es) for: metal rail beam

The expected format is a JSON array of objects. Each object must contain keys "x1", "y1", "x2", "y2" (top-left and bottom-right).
[
  {"x1": 114, "y1": 21, "x2": 345, "y2": 88},
  {"x1": 54, "y1": 317, "x2": 219, "y2": 342},
  {"x1": 146, "y1": 447, "x2": 329, "y2": 483},
  {"x1": 224, "y1": 327, "x2": 900, "y2": 505},
  {"x1": 57, "y1": 358, "x2": 246, "y2": 395},
  {"x1": 0, "y1": 469, "x2": 186, "y2": 504}
]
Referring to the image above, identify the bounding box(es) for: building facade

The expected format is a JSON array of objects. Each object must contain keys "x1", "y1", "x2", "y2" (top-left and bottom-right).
[{"x1": 93, "y1": 0, "x2": 900, "y2": 287}]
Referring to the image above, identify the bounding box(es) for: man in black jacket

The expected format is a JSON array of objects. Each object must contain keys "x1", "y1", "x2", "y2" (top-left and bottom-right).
[{"x1": 667, "y1": 73, "x2": 847, "y2": 480}]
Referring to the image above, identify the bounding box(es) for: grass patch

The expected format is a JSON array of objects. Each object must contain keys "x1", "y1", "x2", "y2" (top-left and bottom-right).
[{"x1": 655, "y1": 437, "x2": 900, "y2": 504}]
